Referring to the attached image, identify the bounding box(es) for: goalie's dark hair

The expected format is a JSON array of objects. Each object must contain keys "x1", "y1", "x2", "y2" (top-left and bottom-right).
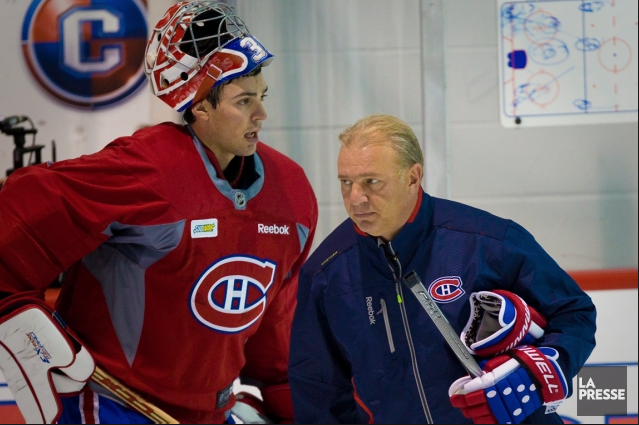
[{"x1": 183, "y1": 65, "x2": 263, "y2": 124}]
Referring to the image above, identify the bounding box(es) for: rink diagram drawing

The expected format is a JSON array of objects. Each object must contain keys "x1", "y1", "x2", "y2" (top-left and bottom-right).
[{"x1": 498, "y1": 0, "x2": 638, "y2": 127}]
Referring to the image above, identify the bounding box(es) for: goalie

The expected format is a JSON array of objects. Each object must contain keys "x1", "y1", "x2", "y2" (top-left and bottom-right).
[{"x1": 0, "y1": 1, "x2": 317, "y2": 423}]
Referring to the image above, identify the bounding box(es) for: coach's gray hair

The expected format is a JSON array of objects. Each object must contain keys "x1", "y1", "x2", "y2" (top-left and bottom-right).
[{"x1": 338, "y1": 114, "x2": 424, "y2": 172}]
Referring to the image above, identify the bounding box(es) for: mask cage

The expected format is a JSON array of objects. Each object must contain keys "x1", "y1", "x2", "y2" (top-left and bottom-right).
[{"x1": 167, "y1": 2, "x2": 250, "y2": 64}]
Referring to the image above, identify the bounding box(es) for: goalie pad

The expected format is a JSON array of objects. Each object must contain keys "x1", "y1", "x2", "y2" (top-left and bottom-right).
[
  {"x1": 461, "y1": 290, "x2": 547, "y2": 357},
  {"x1": 0, "y1": 297, "x2": 95, "y2": 424}
]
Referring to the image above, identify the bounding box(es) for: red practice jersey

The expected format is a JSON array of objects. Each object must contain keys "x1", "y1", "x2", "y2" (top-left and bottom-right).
[{"x1": 0, "y1": 123, "x2": 318, "y2": 423}]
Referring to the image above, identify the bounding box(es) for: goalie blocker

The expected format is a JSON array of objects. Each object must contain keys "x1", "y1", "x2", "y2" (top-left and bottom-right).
[{"x1": 0, "y1": 292, "x2": 95, "y2": 424}]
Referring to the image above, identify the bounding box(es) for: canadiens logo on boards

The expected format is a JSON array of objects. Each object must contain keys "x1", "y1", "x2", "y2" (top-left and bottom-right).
[
  {"x1": 190, "y1": 256, "x2": 277, "y2": 334},
  {"x1": 21, "y1": 0, "x2": 148, "y2": 109},
  {"x1": 428, "y1": 276, "x2": 465, "y2": 303}
]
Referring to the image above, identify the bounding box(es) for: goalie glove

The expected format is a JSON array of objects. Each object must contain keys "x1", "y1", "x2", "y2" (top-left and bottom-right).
[
  {"x1": 461, "y1": 290, "x2": 547, "y2": 357},
  {"x1": 449, "y1": 345, "x2": 568, "y2": 424},
  {"x1": 231, "y1": 383, "x2": 294, "y2": 424},
  {"x1": 231, "y1": 392, "x2": 273, "y2": 424},
  {"x1": 0, "y1": 292, "x2": 95, "y2": 424}
]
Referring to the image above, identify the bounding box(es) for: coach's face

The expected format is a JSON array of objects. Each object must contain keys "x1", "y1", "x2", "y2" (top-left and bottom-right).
[{"x1": 338, "y1": 137, "x2": 422, "y2": 241}]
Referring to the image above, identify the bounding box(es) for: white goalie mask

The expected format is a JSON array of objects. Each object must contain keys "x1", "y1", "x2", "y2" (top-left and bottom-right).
[{"x1": 144, "y1": 1, "x2": 274, "y2": 112}]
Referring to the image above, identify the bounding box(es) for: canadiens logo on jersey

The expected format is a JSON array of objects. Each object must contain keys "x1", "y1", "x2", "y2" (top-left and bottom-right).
[
  {"x1": 190, "y1": 256, "x2": 277, "y2": 334},
  {"x1": 428, "y1": 276, "x2": 465, "y2": 303},
  {"x1": 21, "y1": 0, "x2": 148, "y2": 109}
]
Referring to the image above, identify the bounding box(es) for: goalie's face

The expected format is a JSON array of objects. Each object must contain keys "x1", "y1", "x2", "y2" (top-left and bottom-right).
[
  {"x1": 338, "y1": 138, "x2": 422, "y2": 241},
  {"x1": 191, "y1": 73, "x2": 268, "y2": 170}
]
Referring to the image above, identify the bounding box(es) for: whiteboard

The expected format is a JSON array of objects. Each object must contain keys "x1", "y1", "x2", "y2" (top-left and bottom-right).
[{"x1": 498, "y1": 0, "x2": 638, "y2": 128}]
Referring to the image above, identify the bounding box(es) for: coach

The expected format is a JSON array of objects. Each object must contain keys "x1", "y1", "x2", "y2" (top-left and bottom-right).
[{"x1": 288, "y1": 114, "x2": 596, "y2": 424}]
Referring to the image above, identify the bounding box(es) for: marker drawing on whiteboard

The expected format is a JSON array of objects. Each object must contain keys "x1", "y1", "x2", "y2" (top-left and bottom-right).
[
  {"x1": 575, "y1": 37, "x2": 602, "y2": 52},
  {"x1": 499, "y1": 0, "x2": 637, "y2": 125},
  {"x1": 579, "y1": 2, "x2": 605, "y2": 13},
  {"x1": 573, "y1": 99, "x2": 592, "y2": 111}
]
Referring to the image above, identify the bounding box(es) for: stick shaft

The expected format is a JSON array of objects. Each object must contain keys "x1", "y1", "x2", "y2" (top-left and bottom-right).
[
  {"x1": 91, "y1": 366, "x2": 179, "y2": 424},
  {"x1": 403, "y1": 271, "x2": 483, "y2": 379}
]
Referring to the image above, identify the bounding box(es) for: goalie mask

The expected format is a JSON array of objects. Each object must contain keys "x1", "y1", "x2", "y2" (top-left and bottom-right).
[{"x1": 145, "y1": 1, "x2": 274, "y2": 112}]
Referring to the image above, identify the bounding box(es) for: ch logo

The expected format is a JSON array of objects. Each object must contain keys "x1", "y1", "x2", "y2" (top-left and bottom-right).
[
  {"x1": 428, "y1": 276, "x2": 465, "y2": 303},
  {"x1": 21, "y1": 0, "x2": 147, "y2": 108},
  {"x1": 190, "y1": 256, "x2": 277, "y2": 334}
]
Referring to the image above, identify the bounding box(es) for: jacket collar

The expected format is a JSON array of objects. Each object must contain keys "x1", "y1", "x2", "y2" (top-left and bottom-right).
[{"x1": 355, "y1": 189, "x2": 434, "y2": 277}]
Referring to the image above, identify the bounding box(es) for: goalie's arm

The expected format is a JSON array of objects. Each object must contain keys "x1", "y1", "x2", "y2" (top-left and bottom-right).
[{"x1": 0, "y1": 142, "x2": 170, "y2": 295}]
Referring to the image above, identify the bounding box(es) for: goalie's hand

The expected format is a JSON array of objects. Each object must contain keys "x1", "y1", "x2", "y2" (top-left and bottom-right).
[
  {"x1": 231, "y1": 392, "x2": 273, "y2": 424},
  {"x1": 0, "y1": 292, "x2": 95, "y2": 424},
  {"x1": 230, "y1": 383, "x2": 293, "y2": 424},
  {"x1": 449, "y1": 346, "x2": 568, "y2": 424},
  {"x1": 461, "y1": 290, "x2": 547, "y2": 357}
]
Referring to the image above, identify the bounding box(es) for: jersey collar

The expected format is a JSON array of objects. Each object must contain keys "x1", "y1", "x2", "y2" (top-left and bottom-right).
[{"x1": 188, "y1": 126, "x2": 265, "y2": 210}]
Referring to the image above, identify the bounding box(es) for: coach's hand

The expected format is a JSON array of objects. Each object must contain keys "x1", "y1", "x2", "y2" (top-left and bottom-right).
[{"x1": 449, "y1": 346, "x2": 568, "y2": 424}]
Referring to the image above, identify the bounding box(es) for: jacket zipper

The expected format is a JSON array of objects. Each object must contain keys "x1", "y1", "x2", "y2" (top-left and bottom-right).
[
  {"x1": 379, "y1": 239, "x2": 434, "y2": 424},
  {"x1": 378, "y1": 298, "x2": 395, "y2": 353}
]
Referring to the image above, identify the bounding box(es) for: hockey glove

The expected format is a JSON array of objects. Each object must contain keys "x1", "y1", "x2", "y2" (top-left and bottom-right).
[
  {"x1": 231, "y1": 392, "x2": 273, "y2": 424},
  {"x1": 449, "y1": 345, "x2": 568, "y2": 424},
  {"x1": 231, "y1": 383, "x2": 293, "y2": 424},
  {"x1": 461, "y1": 290, "x2": 547, "y2": 357},
  {"x1": 0, "y1": 292, "x2": 95, "y2": 424}
]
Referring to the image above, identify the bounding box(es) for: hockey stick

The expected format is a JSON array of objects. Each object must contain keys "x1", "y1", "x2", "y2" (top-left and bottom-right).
[
  {"x1": 403, "y1": 271, "x2": 483, "y2": 379},
  {"x1": 91, "y1": 366, "x2": 179, "y2": 424}
]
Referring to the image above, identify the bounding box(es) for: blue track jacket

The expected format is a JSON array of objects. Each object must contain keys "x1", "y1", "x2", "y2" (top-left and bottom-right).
[{"x1": 289, "y1": 190, "x2": 596, "y2": 424}]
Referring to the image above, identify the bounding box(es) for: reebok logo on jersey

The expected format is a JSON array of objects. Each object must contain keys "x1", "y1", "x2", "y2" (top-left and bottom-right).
[
  {"x1": 366, "y1": 297, "x2": 376, "y2": 325},
  {"x1": 191, "y1": 219, "x2": 218, "y2": 239},
  {"x1": 258, "y1": 224, "x2": 290, "y2": 235}
]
